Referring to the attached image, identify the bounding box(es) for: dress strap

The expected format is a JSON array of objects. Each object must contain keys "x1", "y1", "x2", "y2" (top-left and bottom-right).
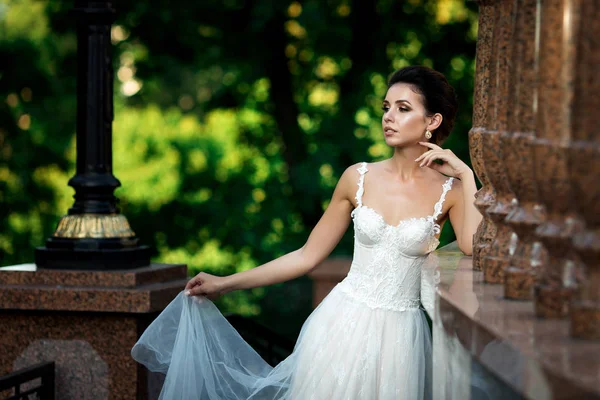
[
  {"x1": 432, "y1": 177, "x2": 454, "y2": 221},
  {"x1": 355, "y1": 162, "x2": 369, "y2": 207}
]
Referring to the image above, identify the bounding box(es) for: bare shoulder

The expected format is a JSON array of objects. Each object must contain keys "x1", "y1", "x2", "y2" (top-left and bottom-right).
[
  {"x1": 428, "y1": 170, "x2": 463, "y2": 203},
  {"x1": 443, "y1": 173, "x2": 464, "y2": 206},
  {"x1": 363, "y1": 159, "x2": 387, "y2": 171},
  {"x1": 340, "y1": 162, "x2": 366, "y2": 183},
  {"x1": 348, "y1": 159, "x2": 388, "y2": 179},
  {"x1": 336, "y1": 162, "x2": 367, "y2": 201},
  {"x1": 342, "y1": 161, "x2": 366, "y2": 173}
]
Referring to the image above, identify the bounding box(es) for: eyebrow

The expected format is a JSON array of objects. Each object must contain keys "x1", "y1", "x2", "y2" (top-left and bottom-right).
[{"x1": 382, "y1": 99, "x2": 412, "y2": 106}]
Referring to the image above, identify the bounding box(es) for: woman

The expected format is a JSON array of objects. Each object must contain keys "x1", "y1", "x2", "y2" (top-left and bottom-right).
[{"x1": 132, "y1": 65, "x2": 482, "y2": 399}]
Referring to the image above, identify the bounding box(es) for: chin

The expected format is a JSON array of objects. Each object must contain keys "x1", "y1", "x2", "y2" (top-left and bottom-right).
[{"x1": 384, "y1": 136, "x2": 412, "y2": 148}]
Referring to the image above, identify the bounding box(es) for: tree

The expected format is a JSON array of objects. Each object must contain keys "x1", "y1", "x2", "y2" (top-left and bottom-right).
[{"x1": 0, "y1": 0, "x2": 477, "y2": 337}]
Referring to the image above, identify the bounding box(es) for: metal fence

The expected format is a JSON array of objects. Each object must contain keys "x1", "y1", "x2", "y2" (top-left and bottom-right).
[
  {"x1": 0, "y1": 362, "x2": 55, "y2": 400},
  {"x1": 226, "y1": 315, "x2": 295, "y2": 366}
]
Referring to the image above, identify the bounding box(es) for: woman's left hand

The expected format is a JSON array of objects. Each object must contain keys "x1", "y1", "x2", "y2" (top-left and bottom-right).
[{"x1": 415, "y1": 142, "x2": 471, "y2": 178}]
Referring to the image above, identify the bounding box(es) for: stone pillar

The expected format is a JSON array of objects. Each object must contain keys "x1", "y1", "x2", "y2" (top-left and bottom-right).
[
  {"x1": 480, "y1": 0, "x2": 518, "y2": 284},
  {"x1": 0, "y1": 263, "x2": 186, "y2": 399},
  {"x1": 532, "y1": 0, "x2": 583, "y2": 319},
  {"x1": 501, "y1": 0, "x2": 546, "y2": 301},
  {"x1": 568, "y1": 2, "x2": 600, "y2": 339},
  {"x1": 469, "y1": 0, "x2": 497, "y2": 272}
]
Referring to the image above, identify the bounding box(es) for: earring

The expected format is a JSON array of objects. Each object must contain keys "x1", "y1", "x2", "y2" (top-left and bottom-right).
[{"x1": 425, "y1": 130, "x2": 432, "y2": 140}]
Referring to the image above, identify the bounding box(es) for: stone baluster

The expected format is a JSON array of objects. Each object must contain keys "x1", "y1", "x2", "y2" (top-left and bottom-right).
[
  {"x1": 569, "y1": 2, "x2": 600, "y2": 340},
  {"x1": 532, "y1": 0, "x2": 583, "y2": 318},
  {"x1": 501, "y1": 0, "x2": 546, "y2": 300},
  {"x1": 480, "y1": 0, "x2": 518, "y2": 284},
  {"x1": 469, "y1": 0, "x2": 497, "y2": 271}
]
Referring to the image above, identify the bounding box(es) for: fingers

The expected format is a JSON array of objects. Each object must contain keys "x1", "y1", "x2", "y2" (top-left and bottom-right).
[
  {"x1": 415, "y1": 147, "x2": 443, "y2": 163},
  {"x1": 414, "y1": 152, "x2": 433, "y2": 163},
  {"x1": 186, "y1": 285, "x2": 206, "y2": 296},
  {"x1": 184, "y1": 276, "x2": 198, "y2": 291},
  {"x1": 184, "y1": 272, "x2": 223, "y2": 300},
  {"x1": 425, "y1": 162, "x2": 444, "y2": 172},
  {"x1": 418, "y1": 141, "x2": 442, "y2": 150},
  {"x1": 417, "y1": 151, "x2": 446, "y2": 167},
  {"x1": 185, "y1": 271, "x2": 206, "y2": 291}
]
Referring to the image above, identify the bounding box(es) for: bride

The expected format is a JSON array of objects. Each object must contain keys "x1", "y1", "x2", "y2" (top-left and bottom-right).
[{"x1": 132, "y1": 65, "x2": 482, "y2": 399}]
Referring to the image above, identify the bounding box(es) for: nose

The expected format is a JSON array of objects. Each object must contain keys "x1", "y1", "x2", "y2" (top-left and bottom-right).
[{"x1": 383, "y1": 109, "x2": 393, "y2": 123}]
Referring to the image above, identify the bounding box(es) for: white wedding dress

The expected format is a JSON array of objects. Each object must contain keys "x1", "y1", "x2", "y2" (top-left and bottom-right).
[{"x1": 132, "y1": 162, "x2": 454, "y2": 400}]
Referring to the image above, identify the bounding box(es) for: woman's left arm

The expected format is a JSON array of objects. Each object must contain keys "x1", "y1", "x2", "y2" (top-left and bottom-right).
[
  {"x1": 415, "y1": 142, "x2": 483, "y2": 255},
  {"x1": 447, "y1": 170, "x2": 480, "y2": 255}
]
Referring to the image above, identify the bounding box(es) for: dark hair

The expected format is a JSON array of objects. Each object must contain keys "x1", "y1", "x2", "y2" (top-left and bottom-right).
[{"x1": 387, "y1": 66, "x2": 458, "y2": 145}]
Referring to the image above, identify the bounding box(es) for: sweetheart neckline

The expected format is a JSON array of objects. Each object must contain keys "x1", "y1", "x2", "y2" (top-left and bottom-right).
[{"x1": 354, "y1": 205, "x2": 435, "y2": 229}]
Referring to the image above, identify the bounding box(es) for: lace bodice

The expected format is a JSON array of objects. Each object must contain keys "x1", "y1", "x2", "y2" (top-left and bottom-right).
[{"x1": 339, "y1": 162, "x2": 454, "y2": 311}]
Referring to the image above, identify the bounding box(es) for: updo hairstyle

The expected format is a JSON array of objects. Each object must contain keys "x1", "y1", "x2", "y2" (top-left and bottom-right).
[{"x1": 387, "y1": 66, "x2": 458, "y2": 145}]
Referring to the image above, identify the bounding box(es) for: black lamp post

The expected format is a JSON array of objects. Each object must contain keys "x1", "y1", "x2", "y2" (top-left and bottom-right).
[{"x1": 35, "y1": 0, "x2": 150, "y2": 270}]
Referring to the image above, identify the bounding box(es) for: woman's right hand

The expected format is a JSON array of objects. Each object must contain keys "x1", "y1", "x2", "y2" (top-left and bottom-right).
[{"x1": 184, "y1": 272, "x2": 228, "y2": 300}]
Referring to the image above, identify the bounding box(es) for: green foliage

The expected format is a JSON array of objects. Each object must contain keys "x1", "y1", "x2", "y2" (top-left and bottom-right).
[{"x1": 0, "y1": 0, "x2": 477, "y2": 338}]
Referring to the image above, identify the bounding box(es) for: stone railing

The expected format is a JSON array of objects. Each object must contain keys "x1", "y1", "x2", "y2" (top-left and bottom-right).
[
  {"x1": 470, "y1": 0, "x2": 600, "y2": 341},
  {"x1": 430, "y1": 243, "x2": 600, "y2": 398},
  {"x1": 309, "y1": 243, "x2": 600, "y2": 397}
]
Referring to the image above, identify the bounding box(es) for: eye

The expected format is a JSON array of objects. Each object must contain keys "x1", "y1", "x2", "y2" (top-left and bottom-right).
[
  {"x1": 399, "y1": 107, "x2": 409, "y2": 112},
  {"x1": 381, "y1": 106, "x2": 390, "y2": 112}
]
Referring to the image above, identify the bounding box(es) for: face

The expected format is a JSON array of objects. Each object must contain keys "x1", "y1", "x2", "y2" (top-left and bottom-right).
[{"x1": 381, "y1": 83, "x2": 437, "y2": 147}]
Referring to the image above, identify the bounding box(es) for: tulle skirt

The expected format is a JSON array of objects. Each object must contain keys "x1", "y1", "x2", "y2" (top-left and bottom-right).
[{"x1": 132, "y1": 284, "x2": 432, "y2": 400}]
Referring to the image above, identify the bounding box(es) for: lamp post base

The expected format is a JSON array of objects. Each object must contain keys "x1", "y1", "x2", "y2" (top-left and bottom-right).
[{"x1": 35, "y1": 239, "x2": 151, "y2": 270}]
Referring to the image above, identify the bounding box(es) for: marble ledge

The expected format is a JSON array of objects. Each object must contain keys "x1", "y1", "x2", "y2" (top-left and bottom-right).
[
  {"x1": 428, "y1": 242, "x2": 600, "y2": 399},
  {"x1": 0, "y1": 263, "x2": 188, "y2": 313},
  {"x1": 0, "y1": 262, "x2": 187, "y2": 288}
]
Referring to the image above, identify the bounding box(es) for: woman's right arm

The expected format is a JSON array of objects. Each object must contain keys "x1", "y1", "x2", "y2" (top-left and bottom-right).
[{"x1": 185, "y1": 164, "x2": 360, "y2": 298}]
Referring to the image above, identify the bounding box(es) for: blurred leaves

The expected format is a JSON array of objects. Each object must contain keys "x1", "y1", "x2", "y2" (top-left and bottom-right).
[{"x1": 0, "y1": 0, "x2": 477, "y2": 337}]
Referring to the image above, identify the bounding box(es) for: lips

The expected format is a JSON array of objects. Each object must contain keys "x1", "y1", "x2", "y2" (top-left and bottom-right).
[{"x1": 384, "y1": 126, "x2": 397, "y2": 136}]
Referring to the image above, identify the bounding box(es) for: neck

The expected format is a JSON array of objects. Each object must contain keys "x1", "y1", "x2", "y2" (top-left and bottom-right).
[{"x1": 388, "y1": 145, "x2": 430, "y2": 180}]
